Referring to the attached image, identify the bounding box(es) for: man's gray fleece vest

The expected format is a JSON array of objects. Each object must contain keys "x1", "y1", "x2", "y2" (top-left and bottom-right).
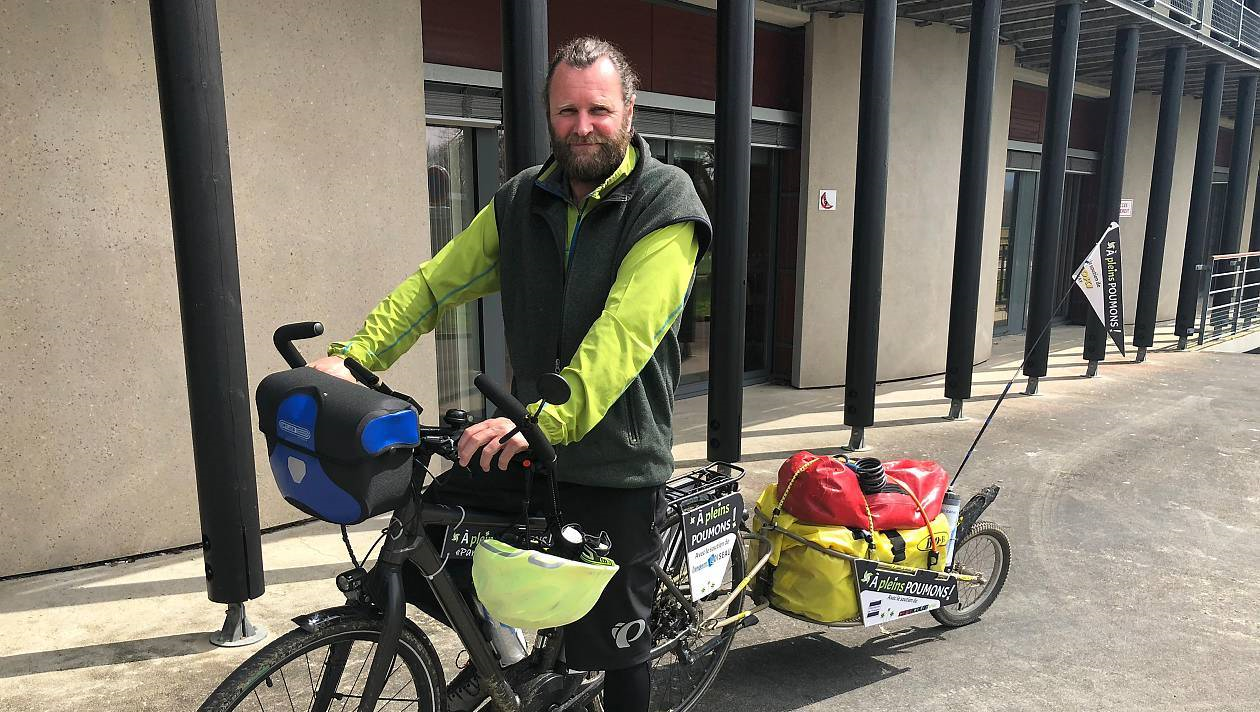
[{"x1": 494, "y1": 133, "x2": 713, "y2": 489}]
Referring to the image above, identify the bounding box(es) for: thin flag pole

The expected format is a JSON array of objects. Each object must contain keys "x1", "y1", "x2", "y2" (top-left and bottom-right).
[{"x1": 952, "y1": 222, "x2": 1119, "y2": 486}]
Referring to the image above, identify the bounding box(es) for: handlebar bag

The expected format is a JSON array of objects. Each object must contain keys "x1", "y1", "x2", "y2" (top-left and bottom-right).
[
  {"x1": 256, "y1": 368, "x2": 420, "y2": 525},
  {"x1": 776, "y1": 451, "x2": 949, "y2": 530}
]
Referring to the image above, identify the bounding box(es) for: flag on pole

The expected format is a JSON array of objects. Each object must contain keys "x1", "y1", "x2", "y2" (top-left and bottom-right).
[{"x1": 1072, "y1": 222, "x2": 1126, "y2": 356}]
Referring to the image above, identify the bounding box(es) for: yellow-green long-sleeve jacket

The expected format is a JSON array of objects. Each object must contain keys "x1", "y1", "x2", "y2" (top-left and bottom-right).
[{"x1": 332, "y1": 135, "x2": 712, "y2": 487}]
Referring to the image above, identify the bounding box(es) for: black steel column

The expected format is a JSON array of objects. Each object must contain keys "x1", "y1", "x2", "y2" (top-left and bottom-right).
[
  {"x1": 1220, "y1": 76, "x2": 1257, "y2": 255},
  {"x1": 149, "y1": 0, "x2": 265, "y2": 644},
  {"x1": 1134, "y1": 46, "x2": 1187, "y2": 360},
  {"x1": 707, "y1": 0, "x2": 754, "y2": 464},
  {"x1": 1082, "y1": 27, "x2": 1139, "y2": 373},
  {"x1": 843, "y1": 0, "x2": 896, "y2": 450},
  {"x1": 1022, "y1": 0, "x2": 1081, "y2": 395},
  {"x1": 944, "y1": 0, "x2": 1003, "y2": 420},
  {"x1": 501, "y1": 0, "x2": 549, "y2": 174},
  {"x1": 1174, "y1": 62, "x2": 1226, "y2": 348}
]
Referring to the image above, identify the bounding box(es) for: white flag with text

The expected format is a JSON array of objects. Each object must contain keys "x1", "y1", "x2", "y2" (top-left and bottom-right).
[{"x1": 1072, "y1": 222, "x2": 1126, "y2": 355}]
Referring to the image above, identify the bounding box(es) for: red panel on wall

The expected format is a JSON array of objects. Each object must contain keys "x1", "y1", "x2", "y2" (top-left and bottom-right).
[
  {"x1": 1009, "y1": 83, "x2": 1045, "y2": 143},
  {"x1": 650, "y1": 5, "x2": 718, "y2": 100},
  {"x1": 422, "y1": 0, "x2": 501, "y2": 71},
  {"x1": 422, "y1": 0, "x2": 804, "y2": 112},
  {"x1": 1216, "y1": 126, "x2": 1234, "y2": 168},
  {"x1": 549, "y1": 0, "x2": 654, "y2": 85},
  {"x1": 755, "y1": 27, "x2": 805, "y2": 111},
  {"x1": 1009, "y1": 84, "x2": 1107, "y2": 152},
  {"x1": 1068, "y1": 96, "x2": 1106, "y2": 152}
]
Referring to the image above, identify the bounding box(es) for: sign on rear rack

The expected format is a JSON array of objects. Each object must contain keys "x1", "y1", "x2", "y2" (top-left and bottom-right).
[
  {"x1": 680, "y1": 492, "x2": 743, "y2": 602},
  {"x1": 853, "y1": 559, "x2": 959, "y2": 626}
]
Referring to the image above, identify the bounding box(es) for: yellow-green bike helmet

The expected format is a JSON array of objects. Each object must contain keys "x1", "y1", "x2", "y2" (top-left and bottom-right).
[{"x1": 471, "y1": 538, "x2": 619, "y2": 629}]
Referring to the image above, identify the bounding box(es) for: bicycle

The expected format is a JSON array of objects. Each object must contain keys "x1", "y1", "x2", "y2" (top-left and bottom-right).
[{"x1": 199, "y1": 322, "x2": 750, "y2": 712}]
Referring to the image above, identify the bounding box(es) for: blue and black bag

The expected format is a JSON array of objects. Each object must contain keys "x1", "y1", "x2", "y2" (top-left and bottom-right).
[{"x1": 256, "y1": 368, "x2": 420, "y2": 525}]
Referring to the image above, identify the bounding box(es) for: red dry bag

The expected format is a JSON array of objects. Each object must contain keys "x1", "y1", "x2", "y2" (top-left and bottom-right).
[{"x1": 775, "y1": 451, "x2": 949, "y2": 530}]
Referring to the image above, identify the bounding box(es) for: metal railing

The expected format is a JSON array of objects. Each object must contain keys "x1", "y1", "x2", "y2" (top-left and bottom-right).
[
  {"x1": 1145, "y1": 0, "x2": 1260, "y2": 54},
  {"x1": 1195, "y1": 250, "x2": 1260, "y2": 345}
]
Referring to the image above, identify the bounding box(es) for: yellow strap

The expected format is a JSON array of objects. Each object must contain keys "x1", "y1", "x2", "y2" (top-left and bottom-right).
[
  {"x1": 777, "y1": 457, "x2": 881, "y2": 560},
  {"x1": 775, "y1": 457, "x2": 821, "y2": 513}
]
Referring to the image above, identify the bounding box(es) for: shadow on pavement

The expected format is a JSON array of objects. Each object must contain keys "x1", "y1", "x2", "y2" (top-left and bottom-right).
[
  {"x1": 691, "y1": 627, "x2": 947, "y2": 711},
  {"x1": 0, "y1": 562, "x2": 348, "y2": 614},
  {"x1": 0, "y1": 631, "x2": 215, "y2": 677}
]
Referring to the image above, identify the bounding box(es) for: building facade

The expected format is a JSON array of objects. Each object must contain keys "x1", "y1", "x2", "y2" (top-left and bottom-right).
[{"x1": 4, "y1": 0, "x2": 1258, "y2": 574}]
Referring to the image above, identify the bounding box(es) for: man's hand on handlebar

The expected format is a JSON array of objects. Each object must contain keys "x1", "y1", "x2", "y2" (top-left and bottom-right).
[
  {"x1": 458, "y1": 417, "x2": 530, "y2": 471},
  {"x1": 308, "y1": 355, "x2": 356, "y2": 383}
]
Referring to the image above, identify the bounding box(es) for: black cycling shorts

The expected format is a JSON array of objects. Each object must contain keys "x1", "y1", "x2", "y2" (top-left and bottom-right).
[{"x1": 401, "y1": 464, "x2": 666, "y2": 671}]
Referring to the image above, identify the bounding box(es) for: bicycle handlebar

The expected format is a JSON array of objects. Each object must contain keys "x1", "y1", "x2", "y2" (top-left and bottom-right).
[
  {"x1": 474, "y1": 373, "x2": 557, "y2": 465},
  {"x1": 274, "y1": 321, "x2": 323, "y2": 368},
  {"x1": 269, "y1": 321, "x2": 555, "y2": 467}
]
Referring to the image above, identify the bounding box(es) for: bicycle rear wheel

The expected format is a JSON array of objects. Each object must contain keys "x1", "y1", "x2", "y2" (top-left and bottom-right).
[
  {"x1": 646, "y1": 519, "x2": 746, "y2": 712},
  {"x1": 199, "y1": 613, "x2": 444, "y2": 711},
  {"x1": 931, "y1": 521, "x2": 1010, "y2": 627}
]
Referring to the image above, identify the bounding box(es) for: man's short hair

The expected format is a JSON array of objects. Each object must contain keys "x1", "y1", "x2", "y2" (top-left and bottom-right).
[{"x1": 544, "y1": 36, "x2": 639, "y2": 106}]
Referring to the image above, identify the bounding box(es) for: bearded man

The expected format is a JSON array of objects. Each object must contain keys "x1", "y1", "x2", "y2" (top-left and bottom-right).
[{"x1": 310, "y1": 36, "x2": 711, "y2": 712}]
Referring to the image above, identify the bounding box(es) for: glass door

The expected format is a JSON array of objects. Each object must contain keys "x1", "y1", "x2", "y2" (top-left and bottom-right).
[
  {"x1": 995, "y1": 169, "x2": 1038, "y2": 335},
  {"x1": 426, "y1": 126, "x2": 485, "y2": 416},
  {"x1": 670, "y1": 142, "x2": 716, "y2": 390}
]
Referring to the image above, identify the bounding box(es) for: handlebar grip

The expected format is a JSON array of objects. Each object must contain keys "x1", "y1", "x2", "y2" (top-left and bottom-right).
[
  {"x1": 474, "y1": 373, "x2": 557, "y2": 464},
  {"x1": 273, "y1": 322, "x2": 324, "y2": 368}
]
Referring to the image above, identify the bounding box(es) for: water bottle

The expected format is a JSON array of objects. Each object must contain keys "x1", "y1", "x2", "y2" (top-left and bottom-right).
[
  {"x1": 941, "y1": 489, "x2": 962, "y2": 569},
  {"x1": 473, "y1": 596, "x2": 528, "y2": 667}
]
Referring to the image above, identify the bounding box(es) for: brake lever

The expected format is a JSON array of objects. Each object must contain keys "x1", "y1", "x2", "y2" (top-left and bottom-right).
[
  {"x1": 343, "y1": 356, "x2": 380, "y2": 387},
  {"x1": 344, "y1": 357, "x2": 424, "y2": 414}
]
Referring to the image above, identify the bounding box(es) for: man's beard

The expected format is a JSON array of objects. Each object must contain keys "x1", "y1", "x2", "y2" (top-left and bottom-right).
[{"x1": 550, "y1": 120, "x2": 632, "y2": 183}]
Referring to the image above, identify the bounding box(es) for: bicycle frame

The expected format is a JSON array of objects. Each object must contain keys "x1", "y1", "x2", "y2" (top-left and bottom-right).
[
  {"x1": 350, "y1": 462, "x2": 610, "y2": 712},
  {"x1": 350, "y1": 460, "x2": 753, "y2": 712},
  {"x1": 354, "y1": 492, "x2": 517, "y2": 712}
]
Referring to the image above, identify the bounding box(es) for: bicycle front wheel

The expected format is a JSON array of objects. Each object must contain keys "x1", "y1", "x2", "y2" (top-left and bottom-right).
[
  {"x1": 200, "y1": 613, "x2": 445, "y2": 712},
  {"x1": 647, "y1": 520, "x2": 747, "y2": 712}
]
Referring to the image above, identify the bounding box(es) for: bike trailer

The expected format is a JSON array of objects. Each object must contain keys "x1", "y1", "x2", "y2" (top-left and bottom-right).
[
  {"x1": 750, "y1": 482, "x2": 953, "y2": 626},
  {"x1": 256, "y1": 367, "x2": 420, "y2": 525}
]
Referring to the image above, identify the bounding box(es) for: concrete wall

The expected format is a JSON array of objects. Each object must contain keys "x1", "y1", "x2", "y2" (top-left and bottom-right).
[
  {"x1": 1119, "y1": 92, "x2": 1198, "y2": 324},
  {"x1": 0, "y1": 0, "x2": 435, "y2": 576},
  {"x1": 1119, "y1": 92, "x2": 1260, "y2": 325},
  {"x1": 793, "y1": 15, "x2": 1015, "y2": 388},
  {"x1": 1118, "y1": 90, "x2": 1254, "y2": 322}
]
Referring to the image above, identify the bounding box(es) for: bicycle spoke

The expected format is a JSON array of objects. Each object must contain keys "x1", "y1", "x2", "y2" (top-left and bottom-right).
[
  {"x1": 304, "y1": 651, "x2": 317, "y2": 700},
  {"x1": 384, "y1": 663, "x2": 419, "y2": 711},
  {"x1": 339, "y1": 641, "x2": 375, "y2": 712},
  {"x1": 279, "y1": 668, "x2": 297, "y2": 712}
]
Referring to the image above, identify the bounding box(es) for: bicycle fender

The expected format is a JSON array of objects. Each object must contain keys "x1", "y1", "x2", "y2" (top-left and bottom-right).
[
  {"x1": 956, "y1": 485, "x2": 1001, "y2": 539},
  {"x1": 292, "y1": 605, "x2": 437, "y2": 645},
  {"x1": 292, "y1": 605, "x2": 380, "y2": 633}
]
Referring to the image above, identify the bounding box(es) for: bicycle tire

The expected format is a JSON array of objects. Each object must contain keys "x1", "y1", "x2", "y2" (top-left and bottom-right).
[
  {"x1": 931, "y1": 521, "x2": 1010, "y2": 627},
  {"x1": 645, "y1": 518, "x2": 747, "y2": 712},
  {"x1": 199, "y1": 613, "x2": 445, "y2": 712}
]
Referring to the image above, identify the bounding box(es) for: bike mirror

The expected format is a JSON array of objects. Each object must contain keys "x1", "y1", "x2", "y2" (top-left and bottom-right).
[{"x1": 536, "y1": 372, "x2": 571, "y2": 406}]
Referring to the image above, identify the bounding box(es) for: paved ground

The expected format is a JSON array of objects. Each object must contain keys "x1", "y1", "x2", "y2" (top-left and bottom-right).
[{"x1": 2, "y1": 324, "x2": 1258, "y2": 710}]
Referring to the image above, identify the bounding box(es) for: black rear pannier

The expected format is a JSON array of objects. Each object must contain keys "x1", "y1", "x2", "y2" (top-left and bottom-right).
[{"x1": 256, "y1": 368, "x2": 420, "y2": 524}]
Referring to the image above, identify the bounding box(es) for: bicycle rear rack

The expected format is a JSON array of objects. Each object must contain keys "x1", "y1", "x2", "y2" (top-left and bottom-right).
[{"x1": 663, "y1": 462, "x2": 745, "y2": 513}]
